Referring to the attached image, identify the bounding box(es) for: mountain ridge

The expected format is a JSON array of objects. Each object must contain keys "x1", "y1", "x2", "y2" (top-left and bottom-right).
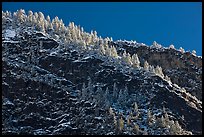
[{"x1": 2, "y1": 9, "x2": 202, "y2": 135}]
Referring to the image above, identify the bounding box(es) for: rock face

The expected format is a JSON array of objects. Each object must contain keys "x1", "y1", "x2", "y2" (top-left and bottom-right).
[
  {"x1": 2, "y1": 14, "x2": 202, "y2": 135},
  {"x1": 113, "y1": 41, "x2": 202, "y2": 101}
]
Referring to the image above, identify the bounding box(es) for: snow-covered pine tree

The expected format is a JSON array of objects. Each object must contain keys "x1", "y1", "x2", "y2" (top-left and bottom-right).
[
  {"x1": 152, "y1": 41, "x2": 162, "y2": 48},
  {"x1": 112, "y1": 83, "x2": 118, "y2": 102},
  {"x1": 133, "y1": 102, "x2": 138, "y2": 113},
  {"x1": 118, "y1": 117, "x2": 124, "y2": 132},
  {"x1": 87, "y1": 78, "x2": 94, "y2": 94},
  {"x1": 164, "y1": 75, "x2": 171, "y2": 82},
  {"x1": 95, "y1": 86, "x2": 104, "y2": 107},
  {"x1": 106, "y1": 88, "x2": 113, "y2": 109},
  {"x1": 147, "y1": 109, "x2": 153, "y2": 125},
  {"x1": 99, "y1": 44, "x2": 106, "y2": 55},
  {"x1": 105, "y1": 46, "x2": 112, "y2": 57},
  {"x1": 192, "y1": 50, "x2": 196, "y2": 56},
  {"x1": 27, "y1": 10, "x2": 33, "y2": 27},
  {"x1": 110, "y1": 46, "x2": 118, "y2": 58},
  {"x1": 143, "y1": 60, "x2": 149, "y2": 71},
  {"x1": 36, "y1": 12, "x2": 45, "y2": 32},
  {"x1": 122, "y1": 51, "x2": 132, "y2": 65},
  {"x1": 131, "y1": 53, "x2": 140, "y2": 68},
  {"x1": 109, "y1": 107, "x2": 115, "y2": 116},
  {"x1": 155, "y1": 65, "x2": 164, "y2": 78},
  {"x1": 81, "y1": 82, "x2": 88, "y2": 100},
  {"x1": 52, "y1": 16, "x2": 60, "y2": 34},
  {"x1": 149, "y1": 65, "x2": 155, "y2": 74},
  {"x1": 33, "y1": 12, "x2": 38, "y2": 25},
  {"x1": 179, "y1": 47, "x2": 185, "y2": 54},
  {"x1": 16, "y1": 9, "x2": 26, "y2": 24},
  {"x1": 169, "y1": 44, "x2": 175, "y2": 49}
]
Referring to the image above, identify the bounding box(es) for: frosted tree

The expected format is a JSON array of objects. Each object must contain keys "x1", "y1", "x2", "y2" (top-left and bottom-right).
[
  {"x1": 87, "y1": 78, "x2": 94, "y2": 95},
  {"x1": 2, "y1": 15, "x2": 8, "y2": 30},
  {"x1": 12, "y1": 11, "x2": 18, "y2": 29},
  {"x1": 99, "y1": 44, "x2": 106, "y2": 55},
  {"x1": 192, "y1": 50, "x2": 196, "y2": 56},
  {"x1": 65, "y1": 28, "x2": 72, "y2": 43},
  {"x1": 105, "y1": 46, "x2": 112, "y2": 57},
  {"x1": 181, "y1": 87, "x2": 186, "y2": 93},
  {"x1": 78, "y1": 40, "x2": 87, "y2": 50},
  {"x1": 174, "y1": 121, "x2": 182, "y2": 134},
  {"x1": 110, "y1": 46, "x2": 118, "y2": 58},
  {"x1": 133, "y1": 102, "x2": 138, "y2": 113},
  {"x1": 104, "y1": 37, "x2": 110, "y2": 43},
  {"x1": 76, "y1": 25, "x2": 82, "y2": 41},
  {"x1": 156, "y1": 116, "x2": 166, "y2": 128},
  {"x1": 164, "y1": 75, "x2": 171, "y2": 82},
  {"x1": 104, "y1": 87, "x2": 110, "y2": 100},
  {"x1": 43, "y1": 20, "x2": 49, "y2": 32},
  {"x1": 124, "y1": 86, "x2": 129, "y2": 105},
  {"x1": 16, "y1": 9, "x2": 26, "y2": 24},
  {"x1": 109, "y1": 107, "x2": 115, "y2": 116},
  {"x1": 147, "y1": 109, "x2": 153, "y2": 125},
  {"x1": 95, "y1": 86, "x2": 104, "y2": 106},
  {"x1": 52, "y1": 16, "x2": 60, "y2": 34},
  {"x1": 133, "y1": 123, "x2": 140, "y2": 134},
  {"x1": 126, "y1": 53, "x2": 133, "y2": 65},
  {"x1": 113, "y1": 114, "x2": 117, "y2": 129},
  {"x1": 179, "y1": 47, "x2": 185, "y2": 54},
  {"x1": 131, "y1": 53, "x2": 140, "y2": 68},
  {"x1": 27, "y1": 10, "x2": 33, "y2": 27},
  {"x1": 143, "y1": 60, "x2": 149, "y2": 71},
  {"x1": 169, "y1": 120, "x2": 182, "y2": 135},
  {"x1": 33, "y1": 12, "x2": 38, "y2": 24},
  {"x1": 81, "y1": 82, "x2": 88, "y2": 100},
  {"x1": 112, "y1": 83, "x2": 118, "y2": 102},
  {"x1": 155, "y1": 65, "x2": 164, "y2": 78},
  {"x1": 118, "y1": 86, "x2": 128, "y2": 107},
  {"x1": 152, "y1": 41, "x2": 157, "y2": 47},
  {"x1": 104, "y1": 87, "x2": 111, "y2": 109},
  {"x1": 164, "y1": 112, "x2": 170, "y2": 125},
  {"x1": 122, "y1": 51, "x2": 132, "y2": 65},
  {"x1": 38, "y1": 12, "x2": 45, "y2": 21},
  {"x1": 118, "y1": 117, "x2": 124, "y2": 132},
  {"x1": 169, "y1": 44, "x2": 175, "y2": 49},
  {"x1": 2, "y1": 11, "x2": 12, "y2": 18},
  {"x1": 31, "y1": 66, "x2": 35, "y2": 76},
  {"x1": 126, "y1": 115, "x2": 131, "y2": 126},
  {"x1": 149, "y1": 65, "x2": 155, "y2": 74},
  {"x1": 35, "y1": 12, "x2": 45, "y2": 32},
  {"x1": 45, "y1": 15, "x2": 54, "y2": 33},
  {"x1": 58, "y1": 19, "x2": 66, "y2": 37},
  {"x1": 90, "y1": 30, "x2": 98, "y2": 44},
  {"x1": 160, "y1": 115, "x2": 166, "y2": 128},
  {"x1": 152, "y1": 41, "x2": 162, "y2": 48},
  {"x1": 46, "y1": 15, "x2": 51, "y2": 23}
]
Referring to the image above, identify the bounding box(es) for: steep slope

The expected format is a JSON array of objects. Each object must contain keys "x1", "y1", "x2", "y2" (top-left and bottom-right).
[
  {"x1": 112, "y1": 41, "x2": 202, "y2": 101},
  {"x1": 2, "y1": 10, "x2": 202, "y2": 135}
]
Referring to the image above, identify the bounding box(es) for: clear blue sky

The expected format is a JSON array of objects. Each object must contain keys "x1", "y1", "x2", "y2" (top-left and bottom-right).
[{"x1": 2, "y1": 2, "x2": 202, "y2": 56}]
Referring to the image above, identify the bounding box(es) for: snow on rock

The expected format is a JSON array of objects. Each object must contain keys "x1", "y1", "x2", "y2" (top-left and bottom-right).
[{"x1": 4, "y1": 29, "x2": 16, "y2": 39}]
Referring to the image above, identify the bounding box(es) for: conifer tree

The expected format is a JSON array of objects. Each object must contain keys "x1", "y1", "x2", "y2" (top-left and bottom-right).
[
  {"x1": 155, "y1": 65, "x2": 164, "y2": 78},
  {"x1": 179, "y1": 47, "x2": 185, "y2": 54},
  {"x1": 110, "y1": 46, "x2": 118, "y2": 58},
  {"x1": 132, "y1": 53, "x2": 140, "y2": 68},
  {"x1": 144, "y1": 60, "x2": 149, "y2": 71},
  {"x1": 192, "y1": 50, "x2": 196, "y2": 56},
  {"x1": 113, "y1": 83, "x2": 118, "y2": 101}
]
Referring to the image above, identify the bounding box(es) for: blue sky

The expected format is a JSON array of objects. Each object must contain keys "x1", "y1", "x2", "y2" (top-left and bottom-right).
[{"x1": 2, "y1": 2, "x2": 202, "y2": 56}]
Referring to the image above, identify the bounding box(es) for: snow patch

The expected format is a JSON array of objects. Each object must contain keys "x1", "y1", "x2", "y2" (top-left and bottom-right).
[{"x1": 5, "y1": 29, "x2": 16, "y2": 38}]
